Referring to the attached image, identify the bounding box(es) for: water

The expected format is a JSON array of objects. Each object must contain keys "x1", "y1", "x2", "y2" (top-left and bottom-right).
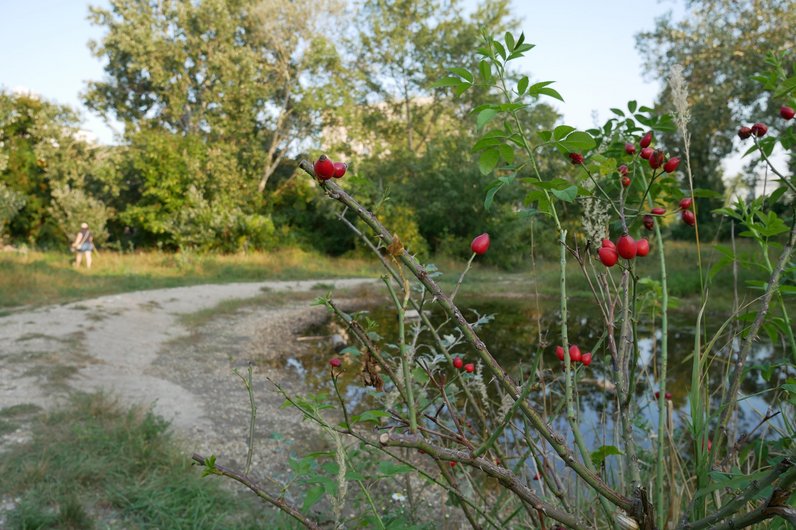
[{"x1": 284, "y1": 294, "x2": 787, "y2": 448}]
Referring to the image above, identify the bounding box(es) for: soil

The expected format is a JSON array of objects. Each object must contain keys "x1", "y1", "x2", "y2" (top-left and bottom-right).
[{"x1": 0, "y1": 278, "x2": 379, "y2": 483}]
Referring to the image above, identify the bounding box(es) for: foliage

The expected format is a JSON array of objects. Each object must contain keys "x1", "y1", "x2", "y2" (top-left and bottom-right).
[
  {"x1": 86, "y1": 0, "x2": 345, "y2": 193},
  {"x1": 0, "y1": 182, "x2": 25, "y2": 243},
  {"x1": 636, "y1": 0, "x2": 796, "y2": 229},
  {"x1": 0, "y1": 90, "x2": 109, "y2": 246},
  {"x1": 211, "y1": 31, "x2": 796, "y2": 530},
  {"x1": 48, "y1": 184, "x2": 112, "y2": 246}
]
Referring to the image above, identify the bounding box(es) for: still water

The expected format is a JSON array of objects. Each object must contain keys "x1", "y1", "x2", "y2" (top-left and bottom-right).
[{"x1": 286, "y1": 294, "x2": 785, "y2": 447}]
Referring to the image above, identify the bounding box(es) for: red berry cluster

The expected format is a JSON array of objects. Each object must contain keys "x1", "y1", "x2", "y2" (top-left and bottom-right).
[
  {"x1": 452, "y1": 356, "x2": 475, "y2": 373},
  {"x1": 598, "y1": 235, "x2": 650, "y2": 267},
  {"x1": 643, "y1": 207, "x2": 667, "y2": 231},
  {"x1": 679, "y1": 197, "x2": 695, "y2": 226},
  {"x1": 654, "y1": 391, "x2": 673, "y2": 401},
  {"x1": 738, "y1": 106, "x2": 793, "y2": 140},
  {"x1": 629, "y1": 131, "x2": 680, "y2": 173},
  {"x1": 554, "y1": 345, "x2": 592, "y2": 366},
  {"x1": 313, "y1": 154, "x2": 348, "y2": 181}
]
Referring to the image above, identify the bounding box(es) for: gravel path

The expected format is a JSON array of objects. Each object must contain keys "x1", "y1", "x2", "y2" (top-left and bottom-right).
[{"x1": 0, "y1": 278, "x2": 378, "y2": 478}]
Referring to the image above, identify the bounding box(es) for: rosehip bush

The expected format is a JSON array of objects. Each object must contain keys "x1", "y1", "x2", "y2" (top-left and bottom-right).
[{"x1": 204, "y1": 33, "x2": 796, "y2": 530}]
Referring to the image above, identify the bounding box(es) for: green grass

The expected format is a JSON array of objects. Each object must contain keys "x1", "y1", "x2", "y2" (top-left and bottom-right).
[
  {"x1": 0, "y1": 393, "x2": 266, "y2": 530},
  {"x1": 427, "y1": 240, "x2": 767, "y2": 307},
  {"x1": 0, "y1": 248, "x2": 382, "y2": 309},
  {"x1": 0, "y1": 242, "x2": 766, "y2": 311}
]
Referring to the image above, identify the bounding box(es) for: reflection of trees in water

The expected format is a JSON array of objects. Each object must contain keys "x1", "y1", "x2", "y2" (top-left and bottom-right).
[{"x1": 292, "y1": 296, "x2": 785, "y2": 450}]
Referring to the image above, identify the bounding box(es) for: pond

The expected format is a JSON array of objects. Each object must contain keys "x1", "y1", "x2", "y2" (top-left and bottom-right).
[{"x1": 284, "y1": 292, "x2": 786, "y2": 451}]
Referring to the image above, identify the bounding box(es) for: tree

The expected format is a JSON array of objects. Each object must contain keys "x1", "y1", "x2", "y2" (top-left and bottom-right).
[
  {"x1": 636, "y1": 0, "x2": 795, "y2": 229},
  {"x1": 85, "y1": 0, "x2": 345, "y2": 193},
  {"x1": 0, "y1": 90, "x2": 106, "y2": 246},
  {"x1": 324, "y1": 0, "x2": 528, "y2": 258}
]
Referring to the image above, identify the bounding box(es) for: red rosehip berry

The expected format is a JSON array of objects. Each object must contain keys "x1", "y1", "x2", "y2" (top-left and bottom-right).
[
  {"x1": 329, "y1": 358, "x2": 342, "y2": 368},
  {"x1": 601, "y1": 238, "x2": 616, "y2": 250},
  {"x1": 555, "y1": 346, "x2": 565, "y2": 361},
  {"x1": 624, "y1": 143, "x2": 636, "y2": 155},
  {"x1": 679, "y1": 197, "x2": 693, "y2": 210},
  {"x1": 470, "y1": 233, "x2": 490, "y2": 255},
  {"x1": 663, "y1": 157, "x2": 681, "y2": 173},
  {"x1": 618, "y1": 164, "x2": 629, "y2": 176},
  {"x1": 636, "y1": 238, "x2": 650, "y2": 257},
  {"x1": 533, "y1": 472, "x2": 541, "y2": 480},
  {"x1": 598, "y1": 247, "x2": 619, "y2": 267},
  {"x1": 617, "y1": 234, "x2": 637, "y2": 260},
  {"x1": 569, "y1": 152, "x2": 584, "y2": 165},
  {"x1": 651, "y1": 207, "x2": 666, "y2": 216},
  {"x1": 581, "y1": 352, "x2": 592, "y2": 366},
  {"x1": 568, "y1": 345, "x2": 582, "y2": 363},
  {"x1": 643, "y1": 215, "x2": 654, "y2": 231},
  {"x1": 314, "y1": 155, "x2": 336, "y2": 180},
  {"x1": 640, "y1": 147, "x2": 653, "y2": 160},
  {"x1": 682, "y1": 210, "x2": 696, "y2": 226},
  {"x1": 333, "y1": 162, "x2": 347, "y2": 178},
  {"x1": 649, "y1": 149, "x2": 665, "y2": 170},
  {"x1": 453, "y1": 356, "x2": 463, "y2": 369},
  {"x1": 665, "y1": 392, "x2": 672, "y2": 400},
  {"x1": 622, "y1": 176, "x2": 631, "y2": 188},
  {"x1": 464, "y1": 363, "x2": 475, "y2": 373},
  {"x1": 640, "y1": 131, "x2": 653, "y2": 148},
  {"x1": 737, "y1": 126, "x2": 752, "y2": 140},
  {"x1": 450, "y1": 461, "x2": 456, "y2": 468},
  {"x1": 750, "y1": 122, "x2": 768, "y2": 137},
  {"x1": 781, "y1": 105, "x2": 795, "y2": 120}
]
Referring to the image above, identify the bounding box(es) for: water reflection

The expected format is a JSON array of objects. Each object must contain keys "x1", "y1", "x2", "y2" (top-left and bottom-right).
[{"x1": 287, "y1": 294, "x2": 786, "y2": 443}]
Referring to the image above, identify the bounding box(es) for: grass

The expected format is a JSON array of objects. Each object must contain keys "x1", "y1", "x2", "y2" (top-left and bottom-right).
[
  {"x1": 0, "y1": 247, "x2": 382, "y2": 309},
  {"x1": 0, "y1": 241, "x2": 767, "y2": 312},
  {"x1": 0, "y1": 393, "x2": 266, "y2": 530}
]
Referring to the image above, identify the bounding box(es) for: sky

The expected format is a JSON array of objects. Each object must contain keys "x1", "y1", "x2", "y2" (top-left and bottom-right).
[{"x1": 0, "y1": 0, "x2": 686, "y2": 145}]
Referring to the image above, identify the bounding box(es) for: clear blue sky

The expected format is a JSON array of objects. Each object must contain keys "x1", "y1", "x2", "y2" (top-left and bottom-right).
[{"x1": 0, "y1": 0, "x2": 683, "y2": 144}]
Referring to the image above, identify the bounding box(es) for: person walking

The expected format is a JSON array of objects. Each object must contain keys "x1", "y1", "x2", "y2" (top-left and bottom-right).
[{"x1": 71, "y1": 222, "x2": 94, "y2": 269}]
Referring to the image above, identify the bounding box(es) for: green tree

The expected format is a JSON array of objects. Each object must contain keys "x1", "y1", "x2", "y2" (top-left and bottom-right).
[
  {"x1": 86, "y1": 0, "x2": 344, "y2": 194},
  {"x1": 0, "y1": 91, "x2": 107, "y2": 246},
  {"x1": 636, "y1": 0, "x2": 795, "y2": 229},
  {"x1": 325, "y1": 0, "x2": 531, "y2": 259}
]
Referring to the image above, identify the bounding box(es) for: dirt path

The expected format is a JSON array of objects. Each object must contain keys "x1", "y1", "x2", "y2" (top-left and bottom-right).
[{"x1": 0, "y1": 278, "x2": 378, "y2": 477}]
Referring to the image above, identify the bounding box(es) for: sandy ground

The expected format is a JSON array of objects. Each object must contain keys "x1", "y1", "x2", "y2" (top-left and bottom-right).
[{"x1": 0, "y1": 278, "x2": 379, "y2": 479}]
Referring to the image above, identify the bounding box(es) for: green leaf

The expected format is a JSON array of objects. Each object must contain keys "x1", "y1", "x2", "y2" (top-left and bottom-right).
[
  {"x1": 537, "y1": 87, "x2": 564, "y2": 102},
  {"x1": 303, "y1": 485, "x2": 325, "y2": 511},
  {"x1": 377, "y1": 461, "x2": 414, "y2": 476},
  {"x1": 354, "y1": 409, "x2": 391, "y2": 423},
  {"x1": 448, "y1": 67, "x2": 473, "y2": 83},
  {"x1": 552, "y1": 125, "x2": 575, "y2": 140},
  {"x1": 610, "y1": 108, "x2": 625, "y2": 117},
  {"x1": 497, "y1": 144, "x2": 514, "y2": 164},
  {"x1": 591, "y1": 445, "x2": 623, "y2": 467},
  {"x1": 692, "y1": 188, "x2": 724, "y2": 200},
  {"x1": 504, "y1": 32, "x2": 515, "y2": 51},
  {"x1": 517, "y1": 76, "x2": 529, "y2": 95},
  {"x1": 492, "y1": 40, "x2": 506, "y2": 60},
  {"x1": 431, "y1": 77, "x2": 463, "y2": 89},
  {"x1": 558, "y1": 131, "x2": 596, "y2": 152},
  {"x1": 627, "y1": 100, "x2": 637, "y2": 113},
  {"x1": 551, "y1": 185, "x2": 578, "y2": 203},
  {"x1": 477, "y1": 109, "x2": 499, "y2": 130},
  {"x1": 479, "y1": 149, "x2": 499, "y2": 175},
  {"x1": 479, "y1": 60, "x2": 492, "y2": 83},
  {"x1": 773, "y1": 75, "x2": 796, "y2": 98},
  {"x1": 484, "y1": 182, "x2": 503, "y2": 210}
]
